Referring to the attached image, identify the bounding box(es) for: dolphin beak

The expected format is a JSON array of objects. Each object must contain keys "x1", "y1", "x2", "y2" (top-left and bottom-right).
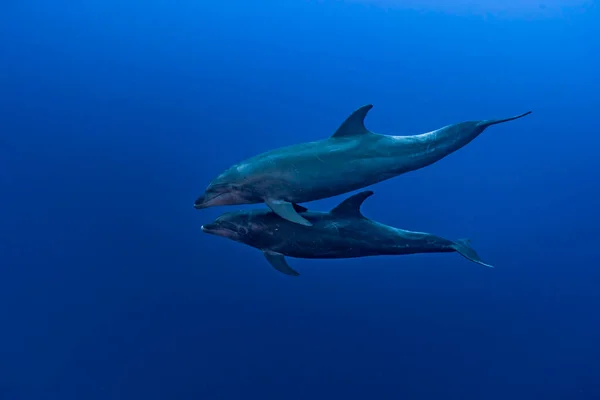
[
  {"x1": 200, "y1": 223, "x2": 218, "y2": 233},
  {"x1": 194, "y1": 191, "x2": 231, "y2": 209},
  {"x1": 194, "y1": 194, "x2": 207, "y2": 209},
  {"x1": 201, "y1": 222, "x2": 235, "y2": 238}
]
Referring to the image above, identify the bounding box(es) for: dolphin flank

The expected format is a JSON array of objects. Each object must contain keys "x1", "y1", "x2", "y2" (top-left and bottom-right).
[
  {"x1": 200, "y1": 191, "x2": 494, "y2": 276},
  {"x1": 194, "y1": 104, "x2": 531, "y2": 226}
]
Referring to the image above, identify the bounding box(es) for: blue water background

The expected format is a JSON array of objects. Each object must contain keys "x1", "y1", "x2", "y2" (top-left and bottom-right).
[{"x1": 1, "y1": 1, "x2": 599, "y2": 399}]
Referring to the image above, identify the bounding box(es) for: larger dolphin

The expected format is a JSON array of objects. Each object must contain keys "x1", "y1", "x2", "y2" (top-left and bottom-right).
[
  {"x1": 194, "y1": 104, "x2": 531, "y2": 226},
  {"x1": 200, "y1": 190, "x2": 493, "y2": 276}
]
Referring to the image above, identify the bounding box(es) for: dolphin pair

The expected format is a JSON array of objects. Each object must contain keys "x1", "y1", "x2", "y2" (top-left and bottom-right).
[
  {"x1": 194, "y1": 104, "x2": 531, "y2": 226},
  {"x1": 201, "y1": 190, "x2": 493, "y2": 276}
]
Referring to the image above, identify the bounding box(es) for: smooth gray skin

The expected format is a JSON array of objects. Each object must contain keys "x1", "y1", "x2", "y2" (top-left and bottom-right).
[
  {"x1": 194, "y1": 104, "x2": 531, "y2": 226},
  {"x1": 200, "y1": 190, "x2": 493, "y2": 276}
]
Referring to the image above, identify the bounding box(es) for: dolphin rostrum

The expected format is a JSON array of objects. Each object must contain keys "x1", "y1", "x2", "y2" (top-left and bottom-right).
[
  {"x1": 194, "y1": 105, "x2": 531, "y2": 226},
  {"x1": 200, "y1": 190, "x2": 493, "y2": 276}
]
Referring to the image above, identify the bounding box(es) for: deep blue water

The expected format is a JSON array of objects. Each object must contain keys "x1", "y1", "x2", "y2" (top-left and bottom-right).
[{"x1": 1, "y1": 1, "x2": 599, "y2": 399}]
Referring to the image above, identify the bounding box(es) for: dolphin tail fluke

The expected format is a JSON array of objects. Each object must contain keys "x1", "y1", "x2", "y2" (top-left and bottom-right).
[
  {"x1": 451, "y1": 238, "x2": 494, "y2": 268},
  {"x1": 478, "y1": 111, "x2": 532, "y2": 128}
]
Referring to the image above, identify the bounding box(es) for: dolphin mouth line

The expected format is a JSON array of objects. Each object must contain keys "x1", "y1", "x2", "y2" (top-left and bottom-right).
[
  {"x1": 201, "y1": 223, "x2": 236, "y2": 236},
  {"x1": 194, "y1": 192, "x2": 226, "y2": 209}
]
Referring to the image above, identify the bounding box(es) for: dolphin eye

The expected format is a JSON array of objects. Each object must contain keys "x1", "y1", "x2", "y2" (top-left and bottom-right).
[{"x1": 238, "y1": 227, "x2": 248, "y2": 235}]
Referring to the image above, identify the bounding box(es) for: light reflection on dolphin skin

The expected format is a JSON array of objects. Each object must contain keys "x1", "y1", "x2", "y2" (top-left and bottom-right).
[
  {"x1": 201, "y1": 191, "x2": 494, "y2": 276},
  {"x1": 194, "y1": 104, "x2": 531, "y2": 226}
]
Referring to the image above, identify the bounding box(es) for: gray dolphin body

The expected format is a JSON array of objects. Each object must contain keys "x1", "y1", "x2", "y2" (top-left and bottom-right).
[
  {"x1": 194, "y1": 105, "x2": 531, "y2": 226},
  {"x1": 201, "y1": 191, "x2": 493, "y2": 276}
]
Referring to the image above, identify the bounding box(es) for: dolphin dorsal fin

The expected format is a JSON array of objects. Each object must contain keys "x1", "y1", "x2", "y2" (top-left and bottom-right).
[
  {"x1": 330, "y1": 190, "x2": 374, "y2": 218},
  {"x1": 331, "y1": 104, "x2": 374, "y2": 138}
]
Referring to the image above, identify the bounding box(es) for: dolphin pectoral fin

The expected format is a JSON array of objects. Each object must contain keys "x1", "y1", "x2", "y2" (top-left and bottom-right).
[
  {"x1": 331, "y1": 104, "x2": 374, "y2": 138},
  {"x1": 263, "y1": 250, "x2": 299, "y2": 276},
  {"x1": 451, "y1": 238, "x2": 494, "y2": 268},
  {"x1": 292, "y1": 203, "x2": 308, "y2": 213},
  {"x1": 265, "y1": 199, "x2": 312, "y2": 226}
]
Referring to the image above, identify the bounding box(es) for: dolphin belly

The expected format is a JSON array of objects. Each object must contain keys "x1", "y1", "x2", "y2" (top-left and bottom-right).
[{"x1": 274, "y1": 235, "x2": 453, "y2": 260}]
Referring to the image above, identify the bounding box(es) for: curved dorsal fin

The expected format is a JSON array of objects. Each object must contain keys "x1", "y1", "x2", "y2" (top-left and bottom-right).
[
  {"x1": 331, "y1": 104, "x2": 374, "y2": 138},
  {"x1": 330, "y1": 190, "x2": 374, "y2": 218}
]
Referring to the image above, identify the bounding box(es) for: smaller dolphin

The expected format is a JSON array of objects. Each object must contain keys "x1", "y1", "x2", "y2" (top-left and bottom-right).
[
  {"x1": 194, "y1": 105, "x2": 531, "y2": 226},
  {"x1": 200, "y1": 191, "x2": 493, "y2": 276}
]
